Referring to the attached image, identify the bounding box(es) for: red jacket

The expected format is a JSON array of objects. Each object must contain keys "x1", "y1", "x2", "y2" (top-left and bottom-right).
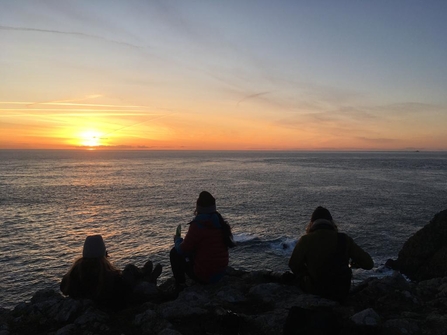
[{"x1": 176, "y1": 213, "x2": 229, "y2": 283}]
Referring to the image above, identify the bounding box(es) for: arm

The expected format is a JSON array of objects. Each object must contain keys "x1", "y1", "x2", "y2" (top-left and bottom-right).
[
  {"x1": 60, "y1": 265, "x2": 81, "y2": 297},
  {"x1": 288, "y1": 236, "x2": 308, "y2": 275},
  {"x1": 175, "y1": 222, "x2": 201, "y2": 255},
  {"x1": 347, "y1": 237, "x2": 374, "y2": 270},
  {"x1": 60, "y1": 273, "x2": 70, "y2": 295}
]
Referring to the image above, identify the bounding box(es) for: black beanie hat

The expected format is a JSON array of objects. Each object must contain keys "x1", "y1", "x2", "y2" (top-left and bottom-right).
[
  {"x1": 83, "y1": 235, "x2": 106, "y2": 258},
  {"x1": 311, "y1": 206, "x2": 333, "y2": 222},
  {"x1": 196, "y1": 191, "x2": 216, "y2": 214}
]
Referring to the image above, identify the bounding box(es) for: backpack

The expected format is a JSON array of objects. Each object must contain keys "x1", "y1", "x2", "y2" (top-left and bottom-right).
[{"x1": 314, "y1": 233, "x2": 352, "y2": 302}]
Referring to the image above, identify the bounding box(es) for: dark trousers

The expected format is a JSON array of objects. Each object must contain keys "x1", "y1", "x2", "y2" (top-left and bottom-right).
[{"x1": 169, "y1": 247, "x2": 200, "y2": 284}]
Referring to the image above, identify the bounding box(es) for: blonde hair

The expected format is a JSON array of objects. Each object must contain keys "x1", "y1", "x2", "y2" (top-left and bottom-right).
[{"x1": 63, "y1": 256, "x2": 121, "y2": 300}]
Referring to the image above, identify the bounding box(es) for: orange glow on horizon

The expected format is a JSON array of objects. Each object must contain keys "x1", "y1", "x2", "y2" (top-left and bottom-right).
[{"x1": 1, "y1": 99, "x2": 446, "y2": 151}]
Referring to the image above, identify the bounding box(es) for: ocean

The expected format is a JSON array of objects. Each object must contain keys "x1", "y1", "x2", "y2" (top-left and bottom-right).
[{"x1": 1, "y1": 150, "x2": 446, "y2": 309}]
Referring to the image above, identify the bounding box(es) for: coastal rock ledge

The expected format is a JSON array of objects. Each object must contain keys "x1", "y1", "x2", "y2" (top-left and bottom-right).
[
  {"x1": 389, "y1": 209, "x2": 447, "y2": 281},
  {"x1": 1, "y1": 210, "x2": 447, "y2": 335}
]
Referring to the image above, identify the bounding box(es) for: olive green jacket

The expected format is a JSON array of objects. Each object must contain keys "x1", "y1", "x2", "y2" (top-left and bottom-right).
[{"x1": 288, "y1": 221, "x2": 373, "y2": 292}]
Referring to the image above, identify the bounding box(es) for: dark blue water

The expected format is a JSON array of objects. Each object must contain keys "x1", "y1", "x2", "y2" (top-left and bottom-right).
[{"x1": 1, "y1": 150, "x2": 446, "y2": 309}]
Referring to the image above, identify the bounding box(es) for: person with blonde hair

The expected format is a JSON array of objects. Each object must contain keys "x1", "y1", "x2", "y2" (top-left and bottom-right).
[
  {"x1": 289, "y1": 206, "x2": 373, "y2": 301},
  {"x1": 60, "y1": 235, "x2": 128, "y2": 307},
  {"x1": 61, "y1": 234, "x2": 163, "y2": 307}
]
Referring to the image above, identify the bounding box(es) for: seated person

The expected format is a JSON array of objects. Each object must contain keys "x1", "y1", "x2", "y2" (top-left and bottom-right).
[
  {"x1": 288, "y1": 206, "x2": 374, "y2": 301},
  {"x1": 170, "y1": 191, "x2": 235, "y2": 289},
  {"x1": 60, "y1": 235, "x2": 128, "y2": 307},
  {"x1": 61, "y1": 235, "x2": 162, "y2": 307}
]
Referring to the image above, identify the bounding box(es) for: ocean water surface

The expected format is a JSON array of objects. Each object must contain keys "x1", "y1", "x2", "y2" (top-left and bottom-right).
[{"x1": 1, "y1": 150, "x2": 446, "y2": 309}]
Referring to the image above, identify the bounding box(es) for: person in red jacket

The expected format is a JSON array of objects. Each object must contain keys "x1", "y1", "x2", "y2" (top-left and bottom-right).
[{"x1": 170, "y1": 191, "x2": 235, "y2": 287}]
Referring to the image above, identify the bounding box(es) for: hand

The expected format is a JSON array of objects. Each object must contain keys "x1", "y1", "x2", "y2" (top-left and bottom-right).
[
  {"x1": 175, "y1": 224, "x2": 181, "y2": 238},
  {"x1": 350, "y1": 261, "x2": 359, "y2": 269}
]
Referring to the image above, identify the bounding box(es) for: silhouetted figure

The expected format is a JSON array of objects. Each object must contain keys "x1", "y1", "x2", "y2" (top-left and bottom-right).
[
  {"x1": 170, "y1": 191, "x2": 235, "y2": 289},
  {"x1": 60, "y1": 235, "x2": 128, "y2": 308},
  {"x1": 288, "y1": 206, "x2": 373, "y2": 302},
  {"x1": 60, "y1": 234, "x2": 162, "y2": 307}
]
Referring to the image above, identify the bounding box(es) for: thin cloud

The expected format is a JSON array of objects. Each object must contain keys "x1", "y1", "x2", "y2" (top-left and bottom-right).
[
  {"x1": 0, "y1": 25, "x2": 147, "y2": 50},
  {"x1": 100, "y1": 113, "x2": 176, "y2": 138},
  {"x1": 0, "y1": 99, "x2": 154, "y2": 110},
  {"x1": 355, "y1": 136, "x2": 398, "y2": 144},
  {"x1": 0, "y1": 101, "x2": 140, "y2": 108},
  {"x1": 0, "y1": 97, "x2": 175, "y2": 132},
  {"x1": 26, "y1": 95, "x2": 103, "y2": 107},
  {"x1": 236, "y1": 91, "x2": 272, "y2": 106},
  {"x1": 376, "y1": 102, "x2": 445, "y2": 115},
  {"x1": 0, "y1": 112, "x2": 162, "y2": 117}
]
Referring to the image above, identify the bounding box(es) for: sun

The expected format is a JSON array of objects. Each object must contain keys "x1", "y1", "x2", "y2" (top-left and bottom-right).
[{"x1": 80, "y1": 130, "x2": 102, "y2": 147}]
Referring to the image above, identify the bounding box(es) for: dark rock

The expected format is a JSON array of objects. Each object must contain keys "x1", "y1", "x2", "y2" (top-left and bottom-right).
[
  {"x1": 393, "y1": 209, "x2": 447, "y2": 281},
  {"x1": 383, "y1": 318, "x2": 420, "y2": 335},
  {"x1": 74, "y1": 306, "x2": 109, "y2": 327},
  {"x1": 49, "y1": 298, "x2": 83, "y2": 323},
  {"x1": 133, "y1": 308, "x2": 166, "y2": 334},
  {"x1": 158, "y1": 329, "x2": 183, "y2": 335},
  {"x1": 55, "y1": 323, "x2": 77, "y2": 335},
  {"x1": 4, "y1": 210, "x2": 447, "y2": 334},
  {"x1": 283, "y1": 306, "x2": 341, "y2": 335},
  {"x1": 350, "y1": 308, "x2": 381, "y2": 326},
  {"x1": 4, "y1": 272, "x2": 447, "y2": 335},
  {"x1": 248, "y1": 283, "x2": 283, "y2": 303},
  {"x1": 30, "y1": 288, "x2": 63, "y2": 304}
]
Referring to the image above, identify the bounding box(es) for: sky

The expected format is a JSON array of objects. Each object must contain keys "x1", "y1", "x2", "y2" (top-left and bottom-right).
[{"x1": 1, "y1": 0, "x2": 446, "y2": 150}]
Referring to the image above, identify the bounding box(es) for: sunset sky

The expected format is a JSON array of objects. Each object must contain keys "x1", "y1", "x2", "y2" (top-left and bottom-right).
[{"x1": 1, "y1": 1, "x2": 446, "y2": 150}]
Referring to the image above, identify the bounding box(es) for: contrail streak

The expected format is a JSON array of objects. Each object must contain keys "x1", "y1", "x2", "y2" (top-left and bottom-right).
[
  {"x1": 0, "y1": 100, "x2": 149, "y2": 109},
  {"x1": 0, "y1": 112, "x2": 162, "y2": 117},
  {"x1": 237, "y1": 91, "x2": 271, "y2": 106},
  {"x1": 26, "y1": 95, "x2": 103, "y2": 107},
  {"x1": 0, "y1": 25, "x2": 146, "y2": 50}
]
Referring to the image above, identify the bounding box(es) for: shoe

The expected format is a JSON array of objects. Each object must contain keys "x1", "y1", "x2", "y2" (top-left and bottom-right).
[
  {"x1": 142, "y1": 260, "x2": 153, "y2": 275},
  {"x1": 149, "y1": 263, "x2": 162, "y2": 284},
  {"x1": 122, "y1": 263, "x2": 142, "y2": 287}
]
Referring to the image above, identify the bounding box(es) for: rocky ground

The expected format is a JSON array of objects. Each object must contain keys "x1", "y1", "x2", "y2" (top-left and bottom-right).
[{"x1": 1, "y1": 209, "x2": 446, "y2": 335}]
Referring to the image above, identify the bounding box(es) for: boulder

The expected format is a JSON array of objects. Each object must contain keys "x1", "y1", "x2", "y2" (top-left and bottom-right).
[
  {"x1": 350, "y1": 308, "x2": 381, "y2": 326},
  {"x1": 3, "y1": 271, "x2": 447, "y2": 335},
  {"x1": 393, "y1": 209, "x2": 447, "y2": 281},
  {"x1": 4, "y1": 209, "x2": 447, "y2": 334},
  {"x1": 382, "y1": 319, "x2": 420, "y2": 335}
]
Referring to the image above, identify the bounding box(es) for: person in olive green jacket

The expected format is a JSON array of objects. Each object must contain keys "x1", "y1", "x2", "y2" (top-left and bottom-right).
[{"x1": 288, "y1": 206, "x2": 374, "y2": 301}]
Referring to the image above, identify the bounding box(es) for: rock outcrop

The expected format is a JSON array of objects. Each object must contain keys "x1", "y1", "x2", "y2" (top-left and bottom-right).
[
  {"x1": 390, "y1": 209, "x2": 447, "y2": 281},
  {"x1": 1, "y1": 269, "x2": 447, "y2": 335},
  {"x1": 2, "y1": 209, "x2": 447, "y2": 335}
]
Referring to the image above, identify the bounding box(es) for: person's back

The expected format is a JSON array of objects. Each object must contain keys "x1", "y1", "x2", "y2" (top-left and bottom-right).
[
  {"x1": 61, "y1": 258, "x2": 124, "y2": 301},
  {"x1": 289, "y1": 207, "x2": 373, "y2": 301},
  {"x1": 60, "y1": 235, "x2": 128, "y2": 308},
  {"x1": 295, "y1": 226, "x2": 340, "y2": 282},
  {"x1": 170, "y1": 191, "x2": 235, "y2": 287},
  {"x1": 182, "y1": 212, "x2": 230, "y2": 282}
]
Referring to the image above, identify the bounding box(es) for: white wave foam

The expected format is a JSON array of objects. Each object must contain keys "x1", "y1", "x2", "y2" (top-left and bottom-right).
[
  {"x1": 233, "y1": 233, "x2": 257, "y2": 243},
  {"x1": 268, "y1": 237, "x2": 297, "y2": 256}
]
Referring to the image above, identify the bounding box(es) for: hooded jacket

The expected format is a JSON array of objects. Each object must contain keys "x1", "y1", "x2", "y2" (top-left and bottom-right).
[
  {"x1": 288, "y1": 219, "x2": 374, "y2": 293},
  {"x1": 175, "y1": 213, "x2": 229, "y2": 283}
]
